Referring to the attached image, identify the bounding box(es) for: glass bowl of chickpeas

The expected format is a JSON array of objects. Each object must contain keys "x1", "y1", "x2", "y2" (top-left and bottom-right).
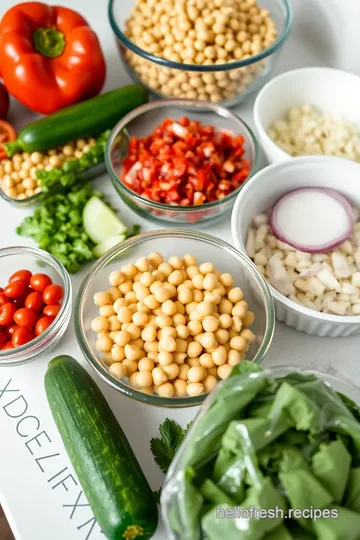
[
  {"x1": 75, "y1": 229, "x2": 275, "y2": 407},
  {"x1": 108, "y1": 0, "x2": 292, "y2": 107}
]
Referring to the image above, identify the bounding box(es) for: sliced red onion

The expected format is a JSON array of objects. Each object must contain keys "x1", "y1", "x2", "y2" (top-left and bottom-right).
[{"x1": 270, "y1": 187, "x2": 353, "y2": 253}]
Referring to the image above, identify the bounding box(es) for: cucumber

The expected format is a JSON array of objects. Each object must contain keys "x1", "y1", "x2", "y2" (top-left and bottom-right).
[
  {"x1": 44, "y1": 355, "x2": 158, "y2": 540},
  {"x1": 93, "y1": 234, "x2": 126, "y2": 258},
  {"x1": 83, "y1": 196, "x2": 127, "y2": 244},
  {"x1": 6, "y1": 85, "x2": 148, "y2": 155}
]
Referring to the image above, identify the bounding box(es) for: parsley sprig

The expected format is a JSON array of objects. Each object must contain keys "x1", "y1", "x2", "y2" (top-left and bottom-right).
[{"x1": 150, "y1": 419, "x2": 193, "y2": 474}]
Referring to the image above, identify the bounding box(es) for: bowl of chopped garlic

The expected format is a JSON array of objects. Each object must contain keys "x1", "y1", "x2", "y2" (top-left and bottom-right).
[
  {"x1": 231, "y1": 155, "x2": 360, "y2": 337},
  {"x1": 254, "y1": 67, "x2": 360, "y2": 164},
  {"x1": 75, "y1": 229, "x2": 275, "y2": 406},
  {"x1": 108, "y1": 0, "x2": 292, "y2": 107}
]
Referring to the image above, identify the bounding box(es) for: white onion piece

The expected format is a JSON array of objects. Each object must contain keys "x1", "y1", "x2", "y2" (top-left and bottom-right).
[{"x1": 270, "y1": 188, "x2": 353, "y2": 253}]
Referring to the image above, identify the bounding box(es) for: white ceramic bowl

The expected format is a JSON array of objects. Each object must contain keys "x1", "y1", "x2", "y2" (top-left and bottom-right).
[
  {"x1": 231, "y1": 155, "x2": 360, "y2": 337},
  {"x1": 253, "y1": 67, "x2": 360, "y2": 164}
]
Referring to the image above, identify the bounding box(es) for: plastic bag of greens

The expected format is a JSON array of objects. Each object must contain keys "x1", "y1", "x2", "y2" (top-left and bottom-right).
[{"x1": 161, "y1": 362, "x2": 360, "y2": 540}]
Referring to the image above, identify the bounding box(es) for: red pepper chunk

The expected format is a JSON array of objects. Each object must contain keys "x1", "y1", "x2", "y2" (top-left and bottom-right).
[{"x1": 120, "y1": 117, "x2": 251, "y2": 206}]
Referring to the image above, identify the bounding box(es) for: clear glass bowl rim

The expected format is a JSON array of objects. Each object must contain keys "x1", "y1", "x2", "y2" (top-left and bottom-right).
[
  {"x1": 105, "y1": 98, "x2": 260, "y2": 213},
  {"x1": 0, "y1": 246, "x2": 72, "y2": 366},
  {"x1": 108, "y1": 0, "x2": 293, "y2": 72},
  {"x1": 75, "y1": 229, "x2": 276, "y2": 407}
]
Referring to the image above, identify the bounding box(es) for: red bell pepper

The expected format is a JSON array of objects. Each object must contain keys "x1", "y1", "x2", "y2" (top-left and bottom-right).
[{"x1": 0, "y1": 2, "x2": 106, "y2": 114}]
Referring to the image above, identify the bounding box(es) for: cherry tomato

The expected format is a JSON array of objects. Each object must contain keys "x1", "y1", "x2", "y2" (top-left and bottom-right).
[
  {"x1": 12, "y1": 327, "x2": 34, "y2": 347},
  {"x1": 43, "y1": 284, "x2": 63, "y2": 305},
  {"x1": 43, "y1": 304, "x2": 61, "y2": 318},
  {"x1": 2, "y1": 341, "x2": 14, "y2": 350},
  {"x1": 9, "y1": 269, "x2": 32, "y2": 285},
  {"x1": 35, "y1": 316, "x2": 54, "y2": 336},
  {"x1": 0, "y1": 119, "x2": 16, "y2": 161},
  {"x1": 6, "y1": 322, "x2": 19, "y2": 338},
  {"x1": 4, "y1": 280, "x2": 27, "y2": 298},
  {"x1": 25, "y1": 291, "x2": 44, "y2": 312},
  {"x1": 0, "y1": 292, "x2": 8, "y2": 306},
  {"x1": 30, "y1": 273, "x2": 52, "y2": 293},
  {"x1": 0, "y1": 302, "x2": 16, "y2": 325},
  {"x1": 14, "y1": 307, "x2": 37, "y2": 328},
  {"x1": 0, "y1": 83, "x2": 10, "y2": 120},
  {"x1": 0, "y1": 333, "x2": 7, "y2": 349}
]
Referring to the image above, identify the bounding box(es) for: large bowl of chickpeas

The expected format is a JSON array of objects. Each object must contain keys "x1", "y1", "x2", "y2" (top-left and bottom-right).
[
  {"x1": 108, "y1": 0, "x2": 292, "y2": 107},
  {"x1": 75, "y1": 229, "x2": 275, "y2": 407}
]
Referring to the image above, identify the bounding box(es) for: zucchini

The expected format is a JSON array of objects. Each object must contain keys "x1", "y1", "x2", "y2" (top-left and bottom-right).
[
  {"x1": 6, "y1": 85, "x2": 148, "y2": 155},
  {"x1": 44, "y1": 355, "x2": 158, "y2": 540}
]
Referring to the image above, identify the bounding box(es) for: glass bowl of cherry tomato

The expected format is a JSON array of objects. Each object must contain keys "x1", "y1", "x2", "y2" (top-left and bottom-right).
[
  {"x1": 106, "y1": 99, "x2": 260, "y2": 225},
  {"x1": 0, "y1": 246, "x2": 72, "y2": 366}
]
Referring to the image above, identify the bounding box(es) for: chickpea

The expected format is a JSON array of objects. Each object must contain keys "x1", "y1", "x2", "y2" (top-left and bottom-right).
[
  {"x1": 96, "y1": 336, "x2": 112, "y2": 352},
  {"x1": 173, "y1": 313, "x2": 186, "y2": 326},
  {"x1": 158, "y1": 382, "x2": 175, "y2": 398},
  {"x1": 125, "y1": 291, "x2": 137, "y2": 304},
  {"x1": 123, "y1": 359, "x2": 138, "y2": 375},
  {"x1": 99, "y1": 305, "x2": 116, "y2": 318},
  {"x1": 177, "y1": 285, "x2": 193, "y2": 304},
  {"x1": 127, "y1": 324, "x2": 142, "y2": 340},
  {"x1": 144, "y1": 341, "x2": 159, "y2": 353},
  {"x1": 138, "y1": 286, "x2": 153, "y2": 304},
  {"x1": 200, "y1": 332, "x2": 217, "y2": 350},
  {"x1": 124, "y1": 344, "x2": 141, "y2": 361},
  {"x1": 228, "y1": 349, "x2": 242, "y2": 366},
  {"x1": 163, "y1": 363, "x2": 180, "y2": 380},
  {"x1": 215, "y1": 328, "x2": 229, "y2": 345},
  {"x1": 109, "y1": 271, "x2": 125, "y2": 287},
  {"x1": 114, "y1": 330, "x2": 131, "y2": 347},
  {"x1": 241, "y1": 329, "x2": 256, "y2": 343},
  {"x1": 228, "y1": 287, "x2": 244, "y2": 303},
  {"x1": 163, "y1": 283, "x2": 177, "y2": 297},
  {"x1": 136, "y1": 370, "x2": 153, "y2": 388},
  {"x1": 199, "y1": 353, "x2": 214, "y2": 369},
  {"x1": 192, "y1": 274, "x2": 204, "y2": 290},
  {"x1": 113, "y1": 299, "x2": 127, "y2": 313},
  {"x1": 243, "y1": 311, "x2": 255, "y2": 326},
  {"x1": 152, "y1": 366, "x2": 168, "y2": 386},
  {"x1": 140, "y1": 271, "x2": 154, "y2": 287},
  {"x1": 91, "y1": 316, "x2": 109, "y2": 333},
  {"x1": 135, "y1": 257, "x2": 150, "y2": 272},
  {"x1": 187, "y1": 341, "x2": 203, "y2": 358},
  {"x1": 94, "y1": 291, "x2": 111, "y2": 306},
  {"x1": 186, "y1": 382, "x2": 204, "y2": 397},
  {"x1": 158, "y1": 351, "x2": 173, "y2": 366},
  {"x1": 174, "y1": 379, "x2": 187, "y2": 396},
  {"x1": 152, "y1": 270, "x2": 165, "y2": 282},
  {"x1": 159, "y1": 327, "x2": 177, "y2": 339},
  {"x1": 148, "y1": 251, "x2": 163, "y2": 268},
  {"x1": 212, "y1": 345, "x2": 227, "y2": 366},
  {"x1": 63, "y1": 145, "x2": 74, "y2": 157},
  {"x1": 109, "y1": 362, "x2": 127, "y2": 380},
  {"x1": 203, "y1": 374, "x2": 217, "y2": 393},
  {"x1": 154, "y1": 286, "x2": 171, "y2": 303},
  {"x1": 191, "y1": 290, "x2": 202, "y2": 303},
  {"x1": 217, "y1": 364, "x2": 233, "y2": 380},
  {"x1": 117, "y1": 307, "x2": 133, "y2": 323},
  {"x1": 197, "y1": 301, "x2": 213, "y2": 318},
  {"x1": 230, "y1": 336, "x2": 248, "y2": 352},
  {"x1": 168, "y1": 349, "x2": 184, "y2": 364},
  {"x1": 184, "y1": 254, "x2": 197, "y2": 267},
  {"x1": 141, "y1": 326, "x2": 157, "y2": 342},
  {"x1": 132, "y1": 311, "x2": 148, "y2": 327},
  {"x1": 111, "y1": 344, "x2": 126, "y2": 362},
  {"x1": 30, "y1": 152, "x2": 43, "y2": 165},
  {"x1": 202, "y1": 316, "x2": 219, "y2": 332},
  {"x1": 108, "y1": 315, "x2": 121, "y2": 331},
  {"x1": 119, "y1": 280, "x2": 133, "y2": 294},
  {"x1": 159, "y1": 336, "x2": 176, "y2": 352},
  {"x1": 175, "y1": 301, "x2": 186, "y2": 315},
  {"x1": 187, "y1": 266, "x2": 199, "y2": 279},
  {"x1": 162, "y1": 299, "x2": 177, "y2": 316},
  {"x1": 175, "y1": 325, "x2": 189, "y2": 339}
]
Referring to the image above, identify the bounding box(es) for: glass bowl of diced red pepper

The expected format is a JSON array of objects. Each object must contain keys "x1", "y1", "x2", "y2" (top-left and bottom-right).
[
  {"x1": 0, "y1": 247, "x2": 72, "y2": 366},
  {"x1": 105, "y1": 99, "x2": 260, "y2": 224}
]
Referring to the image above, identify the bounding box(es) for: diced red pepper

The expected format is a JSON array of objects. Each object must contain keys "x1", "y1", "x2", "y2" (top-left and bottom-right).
[{"x1": 119, "y1": 116, "x2": 251, "y2": 206}]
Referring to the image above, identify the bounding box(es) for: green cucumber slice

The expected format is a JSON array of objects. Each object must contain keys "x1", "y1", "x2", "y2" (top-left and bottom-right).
[
  {"x1": 93, "y1": 235, "x2": 126, "y2": 258},
  {"x1": 83, "y1": 196, "x2": 127, "y2": 244}
]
